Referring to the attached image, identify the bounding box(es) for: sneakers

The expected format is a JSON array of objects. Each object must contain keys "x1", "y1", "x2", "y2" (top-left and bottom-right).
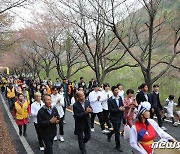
[
  {"x1": 54, "y1": 136, "x2": 58, "y2": 141},
  {"x1": 173, "y1": 123, "x2": 178, "y2": 127},
  {"x1": 160, "y1": 126, "x2": 167, "y2": 131},
  {"x1": 59, "y1": 136, "x2": 65, "y2": 142},
  {"x1": 40, "y1": 147, "x2": 44, "y2": 151},
  {"x1": 102, "y1": 129, "x2": 110, "y2": 134},
  {"x1": 91, "y1": 128, "x2": 95, "y2": 132},
  {"x1": 108, "y1": 128, "x2": 113, "y2": 131},
  {"x1": 63, "y1": 121, "x2": 67, "y2": 124}
]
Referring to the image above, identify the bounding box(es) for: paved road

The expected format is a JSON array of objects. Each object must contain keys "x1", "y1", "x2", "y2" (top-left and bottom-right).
[{"x1": 0, "y1": 93, "x2": 180, "y2": 154}]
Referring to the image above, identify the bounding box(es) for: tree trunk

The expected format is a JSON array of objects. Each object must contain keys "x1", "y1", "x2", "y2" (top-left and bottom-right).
[
  {"x1": 46, "y1": 67, "x2": 50, "y2": 78},
  {"x1": 99, "y1": 72, "x2": 106, "y2": 86},
  {"x1": 146, "y1": 70, "x2": 152, "y2": 92}
]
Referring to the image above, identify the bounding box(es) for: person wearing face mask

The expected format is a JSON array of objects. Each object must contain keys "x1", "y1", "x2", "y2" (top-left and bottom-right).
[
  {"x1": 130, "y1": 101, "x2": 177, "y2": 154},
  {"x1": 124, "y1": 89, "x2": 138, "y2": 127},
  {"x1": 89, "y1": 84, "x2": 110, "y2": 134},
  {"x1": 78, "y1": 77, "x2": 87, "y2": 93}
]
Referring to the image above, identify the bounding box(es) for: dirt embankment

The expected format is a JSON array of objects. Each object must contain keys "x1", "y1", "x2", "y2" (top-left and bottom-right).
[{"x1": 0, "y1": 108, "x2": 16, "y2": 154}]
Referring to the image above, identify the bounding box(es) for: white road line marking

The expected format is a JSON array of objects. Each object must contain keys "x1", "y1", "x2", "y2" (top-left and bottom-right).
[{"x1": 0, "y1": 93, "x2": 34, "y2": 154}]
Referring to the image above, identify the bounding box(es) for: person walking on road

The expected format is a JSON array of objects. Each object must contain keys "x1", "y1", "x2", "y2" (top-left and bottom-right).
[
  {"x1": 6, "y1": 83, "x2": 16, "y2": 112},
  {"x1": 37, "y1": 94, "x2": 60, "y2": 154},
  {"x1": 130, "y1": 101, "x2": 177, "y2": 154},
  {"x1": 149, "y1": 84, "x2": 166, "y2": 130},
  {"x1": 73, "y1": 91, "x2": 92, "y2": 154},
  {"x1": 124, "y1": 89, "x2": 138, "y2": 127},
  {"x1": 107, "y1": 86, "x2": 125, "y2": 152},
  {"x1": 12, "y1": 93, "x2": 30, "y2": 137},
  {"x1": 89, "y1": 84, "x2": 110, "y2": 134},
  {"x1": 162, "y1": 95, "x2": 177, "y2": 126},
  {"x1": 51, "y1": 86, "x2": 65, "y2": 142},
  {"x1": 31, "y1": 92, "x2": 45, "y2": 151},
  {"x1": 101, "y1": 83, "x2": 113, "y2": 130}
]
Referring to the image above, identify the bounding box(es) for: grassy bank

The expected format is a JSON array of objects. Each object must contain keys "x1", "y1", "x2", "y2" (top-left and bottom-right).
[{"x1": 40, "y1": 67, "x2": 180, "y2": 104}]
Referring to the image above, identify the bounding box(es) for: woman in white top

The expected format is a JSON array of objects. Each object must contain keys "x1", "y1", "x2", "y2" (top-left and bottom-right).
[
  {"x1": 31, "y1": 92, "x2": 45, "y2": 151},
  {"x1": 51, "y1": 86, "x2": 65, "y2": 142},
  {"x1": 101, "y1": 83, "x2": 113, "y2": 130},
  {"x1": 117, "y1": 83, "x2": 124, "y2": 101},
  {"x1": 130, "y1": 101, "x2": 177, "y2": 154}
]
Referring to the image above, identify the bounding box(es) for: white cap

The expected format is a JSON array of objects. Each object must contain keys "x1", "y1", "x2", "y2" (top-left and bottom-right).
[{"x1": 137, "y1": 101, "x2": 151, "y2": 117}]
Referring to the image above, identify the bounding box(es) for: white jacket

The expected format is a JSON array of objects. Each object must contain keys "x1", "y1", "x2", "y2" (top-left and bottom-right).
[{"x1": 51, "y1": 94, "x2": 64, "y2": 118}]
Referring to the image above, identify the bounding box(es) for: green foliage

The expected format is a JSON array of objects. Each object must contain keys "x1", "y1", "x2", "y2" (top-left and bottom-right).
[{"x1": 40, "y1": 65, "x2": 179, "y2": 104}]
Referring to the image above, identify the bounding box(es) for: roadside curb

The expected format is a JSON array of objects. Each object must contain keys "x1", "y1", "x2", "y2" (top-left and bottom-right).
[{"x1": 0, "y1": 93, "x2": 34, "y2": 154}]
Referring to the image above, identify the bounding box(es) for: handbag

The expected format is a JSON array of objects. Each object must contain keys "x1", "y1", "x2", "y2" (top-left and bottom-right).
[{"x1": 124, "y1": 124, "x2": 130, "y2": 139}]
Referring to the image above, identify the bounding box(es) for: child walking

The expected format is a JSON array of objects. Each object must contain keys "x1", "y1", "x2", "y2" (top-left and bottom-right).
[{"x1": 162, "y1": 95, "x2": 177, "y2": 126}]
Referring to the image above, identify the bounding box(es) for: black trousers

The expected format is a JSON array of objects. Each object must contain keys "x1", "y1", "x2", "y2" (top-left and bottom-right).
[
  {"x1": 150, "y1": 107, "x2": 163, "y2": 127},
  {"x1": 91, "y1": 112, "x2": 105, "y2": 130},
  {"x1": 58, "y1": 118, "x2": 64, "y2": 135},
  {"x1": 34, "y1": 123, "x2": 44, "y2": 147},
  {"x1": 43, "y1": 138, "x2": 54, "y2": 154},
  {"x1": 102, "y1": 110, "x2": 111, "y2": 128},
  {"x1": 77, "y1": 125, "x2": 91, "y2": 154},
  {"x1": 108, "y1": 122, "x2": 121, "y2": 148},
  {"x1": 18, "y1": 124, "x2": 27, "y2": 135},
  {"x1": 7, "y1": 97, "x2": 16, "y2": 112},
  {"x1": 63, "y1": 106, "x2": 66, "y2": 120}
]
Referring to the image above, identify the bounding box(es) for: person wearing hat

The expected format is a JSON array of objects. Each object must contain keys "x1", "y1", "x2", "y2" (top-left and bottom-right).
[{"x1": 130, "y1": 101, "x2": 177, "y2": 154}]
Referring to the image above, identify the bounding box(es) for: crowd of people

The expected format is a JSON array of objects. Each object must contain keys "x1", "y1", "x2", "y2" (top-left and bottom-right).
[{"x1": 0, "y1": 75, "x2": 180, "y2": 154}]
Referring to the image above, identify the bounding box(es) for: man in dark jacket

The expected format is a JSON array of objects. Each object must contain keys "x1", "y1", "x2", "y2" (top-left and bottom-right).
[
  {"x1": 78, "y1": 77, "x2": 87, "y2": 92},
  {"x1": 73, "y1": 91, "x2": 92, "y2": 154},
  {"x1": 149, "y1": 84, "x2": 165, "y2": 129},
  {"x1": 136, "y1": 83, "x2": 150, "y2": 105},
  {"x1": 107, "y1": 86, "x2": 124, "y2": 152},
  {"x1": 37, "y1": 94, "x2": 60, "y2": 154}
]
